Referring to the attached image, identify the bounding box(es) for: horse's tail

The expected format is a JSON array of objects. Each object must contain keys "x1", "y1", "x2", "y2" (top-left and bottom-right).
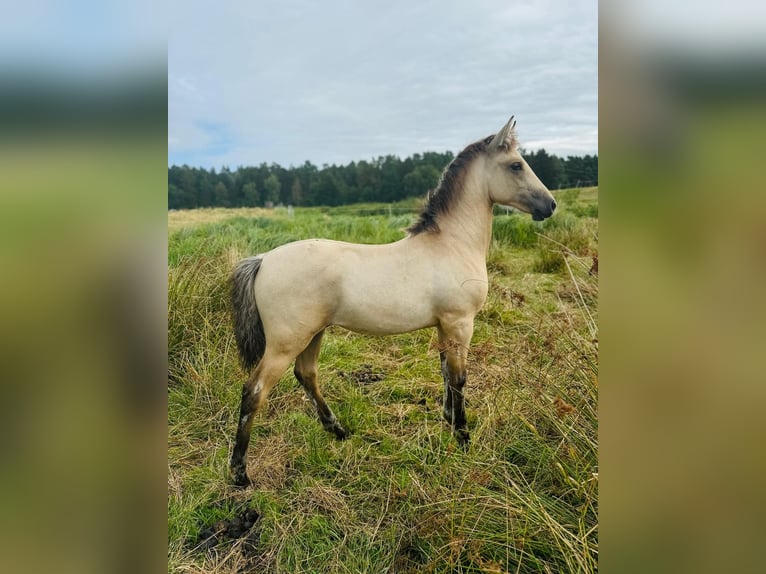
[{"x1": 230, "y1": 256, "x2": 266, "y2": 372}]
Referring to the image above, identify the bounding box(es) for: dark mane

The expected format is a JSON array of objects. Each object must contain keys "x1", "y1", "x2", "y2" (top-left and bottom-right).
[{"x1": 407, "y1": 135, "x2": 494, "y2": 235}]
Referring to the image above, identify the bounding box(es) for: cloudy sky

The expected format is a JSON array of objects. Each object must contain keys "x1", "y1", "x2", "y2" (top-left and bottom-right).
[{"x1": 169, "y1": 0, "x2": 597, "y2": 168}]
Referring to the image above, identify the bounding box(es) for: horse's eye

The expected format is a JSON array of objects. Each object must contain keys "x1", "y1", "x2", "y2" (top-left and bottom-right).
[{"x1": 510, "y1": 162, "x2": 523, "y2": 172}]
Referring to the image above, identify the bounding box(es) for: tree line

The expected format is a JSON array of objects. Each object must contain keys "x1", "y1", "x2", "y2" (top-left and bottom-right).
[{"x1": 168, "y1": 148, "x2": 597, "y2": 210}]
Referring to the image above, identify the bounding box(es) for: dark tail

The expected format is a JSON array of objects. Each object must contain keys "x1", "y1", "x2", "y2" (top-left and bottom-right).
[{"x1": 230, "y1": 256, "x2": 266, "y2": 371}]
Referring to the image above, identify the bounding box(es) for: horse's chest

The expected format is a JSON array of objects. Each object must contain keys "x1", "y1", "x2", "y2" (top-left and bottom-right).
[
  {"x1": 435, "y1": 268, "x2": 488, "y2": 314},
  {"x1": 456, "y1": 277, "x2": 489, "y2": 310}
]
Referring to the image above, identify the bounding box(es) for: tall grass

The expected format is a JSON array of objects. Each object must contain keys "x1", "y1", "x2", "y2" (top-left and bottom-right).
[{"x1": 168, "y1": 190, "x2": 598, "y2": 573}]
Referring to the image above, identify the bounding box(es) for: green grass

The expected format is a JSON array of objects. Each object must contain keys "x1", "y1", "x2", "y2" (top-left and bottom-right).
[{"x1": 168, "y1": 189, "x2": 598, "y2": 573}]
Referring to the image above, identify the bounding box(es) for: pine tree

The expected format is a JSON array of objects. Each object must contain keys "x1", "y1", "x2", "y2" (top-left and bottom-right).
[
  {"x1": 263, "y1": 174, "x2": 281, "y2": 206},
  {"x1": 242, "y1": 182, "x2": 259, "y2": 206},
  {"x1": 214, "y1": 181, "x2": 229, "y2": 207}
]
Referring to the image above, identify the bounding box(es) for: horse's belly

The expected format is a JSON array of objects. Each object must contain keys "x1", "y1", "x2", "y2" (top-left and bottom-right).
[{"x1": 333, "y1": 297, "x2": 436, "y2": 335}]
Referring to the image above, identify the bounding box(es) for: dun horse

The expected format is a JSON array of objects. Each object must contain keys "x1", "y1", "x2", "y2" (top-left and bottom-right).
[{"x1": 229, "y1": 117, "x2": 556, "y2": 485}]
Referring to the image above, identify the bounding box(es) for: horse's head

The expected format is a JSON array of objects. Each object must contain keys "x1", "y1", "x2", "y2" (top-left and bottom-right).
[{"x1": 483, "y1": 117, "x2": 557, "y2": 221}]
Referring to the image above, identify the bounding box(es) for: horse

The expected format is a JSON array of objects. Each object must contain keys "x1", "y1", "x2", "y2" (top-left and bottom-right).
[{"x1": 229, "y1": 117, "x2": 556, "y2": 486}]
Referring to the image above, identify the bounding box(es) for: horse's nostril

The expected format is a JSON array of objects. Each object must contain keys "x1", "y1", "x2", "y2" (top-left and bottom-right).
[{"x1": 551, "y1": 199, "x2": 557, "y2": 212}]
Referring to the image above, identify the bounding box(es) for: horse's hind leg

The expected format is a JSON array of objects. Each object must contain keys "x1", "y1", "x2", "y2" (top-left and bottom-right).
[
  {"x1": 294, "y1": 330, "x2": 349, "y2": 440},
  {"x1": 230, "y1": 350, "x2": 293, "y2": 486},
  {"x1": 437, "y1": 319, "x2": 474, "y2": 447}
]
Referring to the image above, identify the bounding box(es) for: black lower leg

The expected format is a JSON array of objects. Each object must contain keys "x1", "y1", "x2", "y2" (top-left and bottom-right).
[
  {"x1": 314, "y1": 397, "x2": 349, "y2": 439},
  {"x1": 449, "y1": 371, "x2": 469, "y2": 447},
  {"x1": 230, "y1": 384, "x2": 257, "y2": 486},
  {"x1": 440, "y1": 351, "x2": 454, "y2": 424}
]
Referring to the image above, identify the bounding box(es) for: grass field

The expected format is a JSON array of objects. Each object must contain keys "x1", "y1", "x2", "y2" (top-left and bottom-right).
[{"x1": 168, "y1": 187, "x2": 598, "y2": 573}]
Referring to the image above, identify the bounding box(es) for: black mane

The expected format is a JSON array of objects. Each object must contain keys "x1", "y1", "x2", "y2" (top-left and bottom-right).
[{"x1": 406, "y1": 135, "x2": 494, "y2": 235}]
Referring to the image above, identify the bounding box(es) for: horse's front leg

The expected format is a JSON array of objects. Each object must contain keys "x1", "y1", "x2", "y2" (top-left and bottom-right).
[
  {"x1": 440, "y1": 349, "x2": 453, "y2": 426},
  {"x1": 437, "y1": 320, "x2": 473, "y2": 447}
]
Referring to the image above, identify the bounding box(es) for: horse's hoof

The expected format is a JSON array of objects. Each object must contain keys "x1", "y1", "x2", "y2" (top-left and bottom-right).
[
  {"x1": 454, "y1": 429, "x2": 470, "y2": 449},
  {"x1": 230, "y1": 463, "x2": 252, "y2": 487},
  {"x1": 331, "y1": 423, "x2": 350, "y2": 440},
  {"x1": 232, "y1": 472, "x2": 252, "y2": 487}
]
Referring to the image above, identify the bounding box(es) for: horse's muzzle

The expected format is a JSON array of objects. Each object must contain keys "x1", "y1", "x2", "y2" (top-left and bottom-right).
[{"x1": 532, "y1": 199, "x2": 557, "y2": 221}]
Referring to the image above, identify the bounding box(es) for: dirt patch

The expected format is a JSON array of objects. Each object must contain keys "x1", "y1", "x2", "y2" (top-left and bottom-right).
[
  {"x1": 195, "y1": 507, "x2": 261, "y2": 552},
  {"x1": 338, "y1": 364, "x2": 384, "y2": 385}
]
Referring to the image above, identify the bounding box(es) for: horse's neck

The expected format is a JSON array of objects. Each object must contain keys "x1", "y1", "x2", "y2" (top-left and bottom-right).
[{"x1": 436, "y1": 175, "x2": 494, "y2": 258}]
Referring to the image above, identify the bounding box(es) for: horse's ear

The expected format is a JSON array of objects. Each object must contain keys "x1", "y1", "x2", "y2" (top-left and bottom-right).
[{"x1": 488, "y1": 116, "x2": 516, "y2": 152}]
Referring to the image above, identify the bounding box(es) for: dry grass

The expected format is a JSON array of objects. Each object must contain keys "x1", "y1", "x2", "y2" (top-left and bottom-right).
[{"x1": 168, "y1": 207, "x2": 272, "y2": 233}]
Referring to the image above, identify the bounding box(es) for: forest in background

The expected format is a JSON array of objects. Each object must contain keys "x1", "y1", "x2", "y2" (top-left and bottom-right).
[{"x1": 168, "y1": 148, "x2": 597, "y2": 210}]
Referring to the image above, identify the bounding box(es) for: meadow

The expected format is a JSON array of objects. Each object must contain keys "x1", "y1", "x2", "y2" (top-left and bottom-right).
[{"x1": 168, "y1": 187, "x2": 598, "y2": 573}]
